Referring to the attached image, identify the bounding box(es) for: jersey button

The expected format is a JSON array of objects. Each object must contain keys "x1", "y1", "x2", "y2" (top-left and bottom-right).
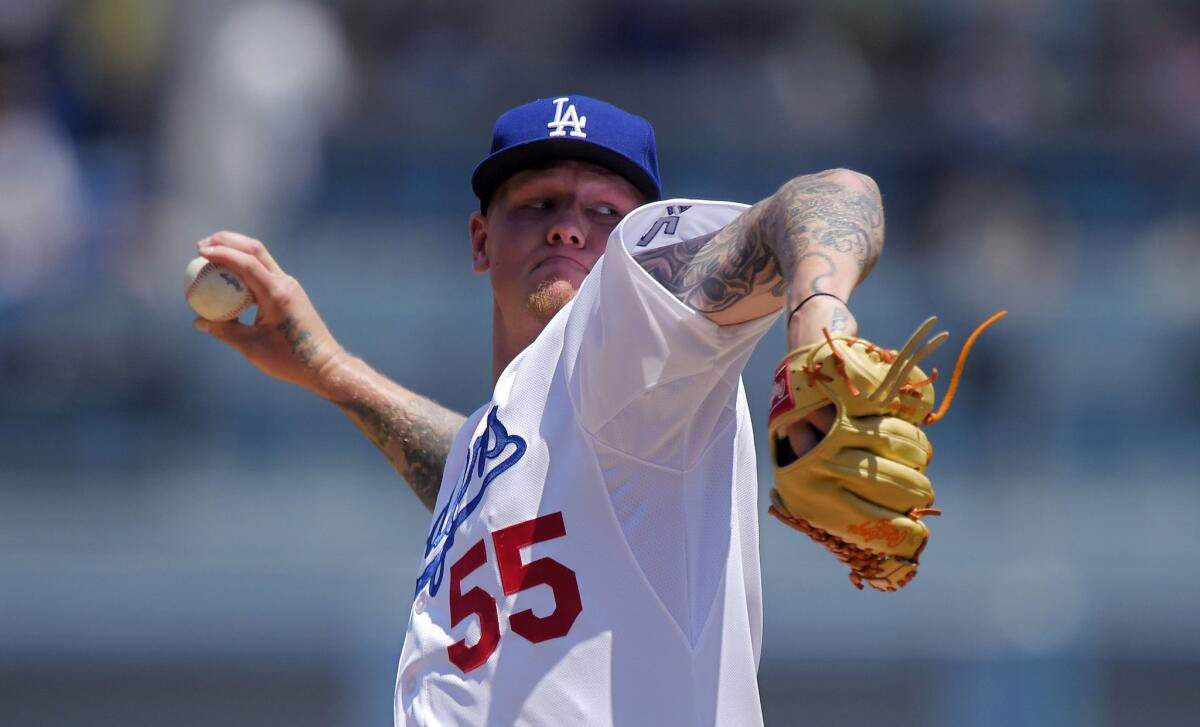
[{"x1": 413, "y1": 595, "x2": 426, "y2": 615}]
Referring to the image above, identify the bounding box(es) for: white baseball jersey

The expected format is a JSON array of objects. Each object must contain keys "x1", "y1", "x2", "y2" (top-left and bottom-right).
[{"x1": 396, "y1": 199, "x2": 781, "y2": 726}]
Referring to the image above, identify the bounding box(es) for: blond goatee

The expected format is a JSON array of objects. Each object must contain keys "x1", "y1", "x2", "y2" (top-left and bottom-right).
[{"x1": 527, "y1": 279, "x2": 578, "y2": 321}]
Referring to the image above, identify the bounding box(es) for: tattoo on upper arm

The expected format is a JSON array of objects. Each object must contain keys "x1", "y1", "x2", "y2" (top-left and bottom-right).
[
  {"x1": 634, "y1": 170, "x2": 883, "y2": 316},
  {"x1": 635, "y1": 213, "x2": 787, "y2": 313},
  {"x1": 335, "y1": 398, "x2": 463, "y2": 512}
]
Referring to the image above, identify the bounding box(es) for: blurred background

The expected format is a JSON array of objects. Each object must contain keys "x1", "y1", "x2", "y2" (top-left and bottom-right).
[{"x1": 1, "y1": 0, "x2": 1198, "y2": 724}]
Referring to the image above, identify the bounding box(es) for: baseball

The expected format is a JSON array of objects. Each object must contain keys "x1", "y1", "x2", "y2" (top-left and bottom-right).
[{"x1": 184, "y1": 256, "x2": 256, "y2": 322}]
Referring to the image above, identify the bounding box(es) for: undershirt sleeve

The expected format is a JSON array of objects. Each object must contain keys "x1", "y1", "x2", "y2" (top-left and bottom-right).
[{"x1": 564, "y1": 199, "x2": 781, "y2": 469}]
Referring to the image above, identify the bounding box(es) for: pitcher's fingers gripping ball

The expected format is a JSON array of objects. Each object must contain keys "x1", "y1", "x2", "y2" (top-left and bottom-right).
[
  {"x1": 767, "y1": 312, "x2": 1006, "y2": 591},
  {"x1": 185, "y1": 256, "x2": 257, "y2": 322}
]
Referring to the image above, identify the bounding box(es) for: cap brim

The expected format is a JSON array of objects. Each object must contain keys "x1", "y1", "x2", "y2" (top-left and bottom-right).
[{"x1": 472, "y1": 138, "x2": 661, "y2": 211}]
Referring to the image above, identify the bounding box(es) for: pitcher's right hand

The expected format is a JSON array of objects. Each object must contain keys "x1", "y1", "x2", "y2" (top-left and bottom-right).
[{"x1": 194, "y1": 231, "x2": 346, "y2": 396}]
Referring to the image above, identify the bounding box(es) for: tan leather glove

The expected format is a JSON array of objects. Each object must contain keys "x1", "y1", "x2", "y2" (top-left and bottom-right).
[{"x1": 767, "y1": 313, "x2": 1004, "y2": 591}]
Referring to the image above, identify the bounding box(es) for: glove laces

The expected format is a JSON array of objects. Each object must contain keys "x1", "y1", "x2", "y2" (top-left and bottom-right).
[
  {"x1": 924, "y1": 310, "x2": 1007, "y2": 425},
  {"x1": 815, "y1": 310, "x2": 1007, "y2": 426}
]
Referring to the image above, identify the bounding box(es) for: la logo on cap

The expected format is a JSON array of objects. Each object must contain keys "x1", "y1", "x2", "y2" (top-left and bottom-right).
[{"x1": 547, "y1": 97, "x2": 587, "y2": 138}]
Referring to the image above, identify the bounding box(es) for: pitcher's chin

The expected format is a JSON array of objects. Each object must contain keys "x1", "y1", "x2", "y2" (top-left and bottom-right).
[{"x1": 526, "y1": 278, "x2": 579, "y2": 321}]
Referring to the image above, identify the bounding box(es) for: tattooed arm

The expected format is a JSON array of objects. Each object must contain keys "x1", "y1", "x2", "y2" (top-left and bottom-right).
[
  {"x1": 325, "y1": 356, "x2": 465, "y2": 512},
  {"x1": 193, "y1": 231, "x2": 463, "y2": 512},
  {"x1": 636, "y1": 169, "x2": 884, "y2": 340}
]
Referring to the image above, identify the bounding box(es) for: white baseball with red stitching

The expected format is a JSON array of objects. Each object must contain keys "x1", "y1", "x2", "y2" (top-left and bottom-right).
[{"x1": 184, "y1": 257, "x2": 256, "y2": 322}]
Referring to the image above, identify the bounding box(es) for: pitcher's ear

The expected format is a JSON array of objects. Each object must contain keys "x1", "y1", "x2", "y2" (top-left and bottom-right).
[{"x1": 469, "y1": 212, "x2": 490, "y2": 272}]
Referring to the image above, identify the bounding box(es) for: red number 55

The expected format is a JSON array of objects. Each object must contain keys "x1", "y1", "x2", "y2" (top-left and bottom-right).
[{"x1": 447, "y1": 512, "x2": 582, "y2": 673}]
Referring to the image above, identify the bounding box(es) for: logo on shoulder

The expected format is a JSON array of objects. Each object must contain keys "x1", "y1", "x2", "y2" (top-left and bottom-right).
[
  {"x1": 547, "y1": 97, "x2": 587, "y2": 138},
  {"x1": 416, "y1": 406, "x2": 526, "y2": 597},
  {"x1": 636, "y1": 205, "x2": 693, "y2": 248}
]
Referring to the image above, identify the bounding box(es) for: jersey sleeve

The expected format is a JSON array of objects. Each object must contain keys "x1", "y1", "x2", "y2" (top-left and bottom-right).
[{"x1": 563, "y1": 199, "x2": 781, "y2": 468}]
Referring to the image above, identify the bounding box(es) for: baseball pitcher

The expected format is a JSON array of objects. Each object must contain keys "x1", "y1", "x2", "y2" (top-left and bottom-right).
[{"x1": 194, "y1": 95, "x2": 997, "y2": 725}]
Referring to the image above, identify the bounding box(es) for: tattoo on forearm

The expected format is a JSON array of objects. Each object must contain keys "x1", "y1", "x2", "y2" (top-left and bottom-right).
[
  {"x1": 763, "y1": 171, "x2": 884, "y2": 288},
  {"x1": 636, "y1": 169, "x2": 883, "y2": 316},
  {"x1": 277, "y1": 317, "x2": 321, "y2": 365},
  {"x1": 335, "y1": 397, "x2": 463, "y2": 512},
  {"x1": 830, "y1": 303, "x2": 851, "y2": 333},
  {"x1": 799, "y1": 251, "x2": 837, "y2": 294}
]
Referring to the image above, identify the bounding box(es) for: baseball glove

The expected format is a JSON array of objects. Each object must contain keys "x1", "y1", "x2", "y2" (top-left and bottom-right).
[{"x1": 767, "y1": 312, "x2": 1005, "y2": 591}]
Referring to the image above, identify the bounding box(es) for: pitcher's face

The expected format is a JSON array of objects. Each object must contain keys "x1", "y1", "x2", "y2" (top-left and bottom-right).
[{"x1": 470, "y1": 160, "x2": 644, "y2": 321}]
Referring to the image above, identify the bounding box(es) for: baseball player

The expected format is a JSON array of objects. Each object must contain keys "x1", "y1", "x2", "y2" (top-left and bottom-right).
[{"x1": 195, "y1": 95, "x2": 965, "y2": 725}]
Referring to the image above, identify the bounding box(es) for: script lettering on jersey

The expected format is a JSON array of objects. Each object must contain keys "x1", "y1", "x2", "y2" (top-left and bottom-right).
[
  {"x1": 636, "y1": 205, "x2": 693, "y2": 247},
  {"x1": 547, "y1": 97, "x2": 587, "y2": 138},
  {"x1": 416, "y1": 406, "x2": 527, "y2": 597}
]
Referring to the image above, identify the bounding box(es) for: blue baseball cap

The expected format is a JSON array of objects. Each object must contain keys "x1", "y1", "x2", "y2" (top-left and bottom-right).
[{"x1": 472, "y1": 95, "x2": 662, "y2": 212}]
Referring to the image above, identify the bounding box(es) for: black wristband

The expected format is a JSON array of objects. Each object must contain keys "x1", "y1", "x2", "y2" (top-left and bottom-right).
[{"x1": 789, "y1": 292, "x2": 845, "y2": 321}]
